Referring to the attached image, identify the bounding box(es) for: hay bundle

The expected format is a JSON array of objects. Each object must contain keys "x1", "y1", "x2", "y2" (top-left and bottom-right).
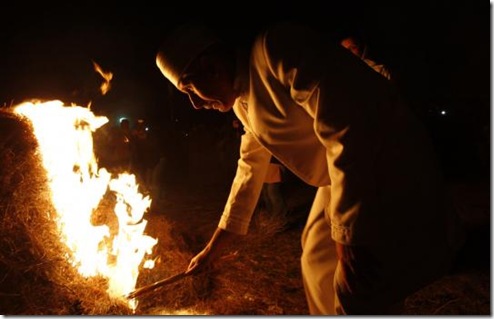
[
  {"x1": 0, "y1": 109, "x2": 194, "y2": 315},
  {"x1": 0, "y1": 110, "x2": 131, "y2": 314}
]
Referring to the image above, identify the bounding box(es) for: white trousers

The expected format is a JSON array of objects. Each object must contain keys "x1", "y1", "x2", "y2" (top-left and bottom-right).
[
  {"x1": 300, "y1": 185, "x2": 457, "y2": 315},
  {"x1": 300, "y1": 185, "x2": 337, "y2": 315}
]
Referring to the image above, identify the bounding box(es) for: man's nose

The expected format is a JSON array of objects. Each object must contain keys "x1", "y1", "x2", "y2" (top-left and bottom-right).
[{"x1": 187, "y1": 92, "x2": 206, "y2": 110}]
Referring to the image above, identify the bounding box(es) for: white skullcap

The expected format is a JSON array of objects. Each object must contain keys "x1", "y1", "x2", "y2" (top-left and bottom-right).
[{"x1": 156, "y1": 24, "x2": 222, "y2": 89}]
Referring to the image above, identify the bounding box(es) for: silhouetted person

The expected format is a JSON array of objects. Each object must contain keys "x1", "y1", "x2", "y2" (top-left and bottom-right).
[{"x1": 340, "y1": 35, "x2": 392, "y2": 80}]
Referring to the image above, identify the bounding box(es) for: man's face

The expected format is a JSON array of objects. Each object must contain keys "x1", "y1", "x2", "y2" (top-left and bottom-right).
[
  {"x1": 178, "y1": 52, "x2": 236, "y2": 113},
  {"x1": 341, "y1": 37, "x2": 362, "y2": 58}
]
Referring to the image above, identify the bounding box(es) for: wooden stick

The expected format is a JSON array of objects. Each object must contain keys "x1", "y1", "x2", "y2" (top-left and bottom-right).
[
  {"x1": 125, "y1": 251, "x2": 239, "y2": 299},
  {"x1": 125, "y1": 271, "x2": 188, "y2": 299}
]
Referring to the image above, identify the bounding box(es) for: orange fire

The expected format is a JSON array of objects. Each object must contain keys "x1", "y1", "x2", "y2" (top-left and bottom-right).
[
  {"x1": 93, "y1": 61, "x2": 113, "y2": 95},
  {"x1": 14, "y1": 100, "x2": 157, "y2": 310}
]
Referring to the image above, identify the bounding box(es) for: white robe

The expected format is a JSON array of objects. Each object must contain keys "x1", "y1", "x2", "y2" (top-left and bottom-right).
[{"x1": 217, "y1": 22, "x2": 463, "y2": 314}]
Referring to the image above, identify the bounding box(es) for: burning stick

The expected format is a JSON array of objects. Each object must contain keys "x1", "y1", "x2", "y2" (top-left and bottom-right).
[{"x1": 125, "y1": 271, "x2": 189, "y2": 299}]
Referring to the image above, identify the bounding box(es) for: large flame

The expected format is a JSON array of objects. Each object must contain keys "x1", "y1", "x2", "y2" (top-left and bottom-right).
[{"x1": 14, "y1": 100, "x2": 157, "y2": 310}]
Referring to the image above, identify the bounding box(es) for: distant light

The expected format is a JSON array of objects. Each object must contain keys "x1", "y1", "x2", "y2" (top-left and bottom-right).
[
  {"x1": 119, "y1": 117, "x2": 128, "y2": 123},
  {"x1": 145, "y1": 127, "x2": 149, "y2": 131},
  {"x1": 440, "y1": 110, "x2": 447, "y2": 115}
]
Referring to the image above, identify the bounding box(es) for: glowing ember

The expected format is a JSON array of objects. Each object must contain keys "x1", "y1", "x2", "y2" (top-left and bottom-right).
[{"x1": 14, "y1": 100, "x2": 157, "y2": 310}]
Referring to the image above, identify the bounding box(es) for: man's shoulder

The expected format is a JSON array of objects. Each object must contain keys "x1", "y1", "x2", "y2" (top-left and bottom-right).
[{"x1": 253, "y1": 22, "x2": 319, "y2": 60}]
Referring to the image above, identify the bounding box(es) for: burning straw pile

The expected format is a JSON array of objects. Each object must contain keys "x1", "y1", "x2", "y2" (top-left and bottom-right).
[
  {"x1": 0, "y1": 109, "x2": 132, "y2": 314},
  {"x1": 0, "y1": 103, "x2": 307, "y2": 315},
  {"x1": 0, "y1": 105, "x2": 207, "y2": 315}
]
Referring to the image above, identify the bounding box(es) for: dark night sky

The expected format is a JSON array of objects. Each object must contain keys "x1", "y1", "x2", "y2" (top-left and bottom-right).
[{"x1": 0, "y1": 0, "x2": 489, "y2": 130}]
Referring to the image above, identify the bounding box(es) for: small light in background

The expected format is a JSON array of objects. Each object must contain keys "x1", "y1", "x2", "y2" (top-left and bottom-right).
[{"x1": 440, "y1": 110, "x2": 447, "y2": 116}]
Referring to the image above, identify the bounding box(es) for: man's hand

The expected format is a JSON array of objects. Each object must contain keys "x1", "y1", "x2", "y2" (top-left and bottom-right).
[{"x1": 186, "y1": 227, "x2": 239, "y2": 275}]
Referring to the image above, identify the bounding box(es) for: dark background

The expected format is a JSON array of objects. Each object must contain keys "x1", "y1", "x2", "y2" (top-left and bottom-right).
[{"x1": 0, "y1": 0, "x2": 490, "y2": 180}]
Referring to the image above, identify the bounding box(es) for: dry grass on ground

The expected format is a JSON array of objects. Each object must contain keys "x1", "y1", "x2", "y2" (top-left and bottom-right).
[{"x1": 0, "y1": 109, "x2": 490, "y2": 315}]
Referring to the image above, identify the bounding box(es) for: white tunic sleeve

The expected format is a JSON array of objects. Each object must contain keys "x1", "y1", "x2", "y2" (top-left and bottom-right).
[{"x1": 218, "y1": 116, "x2": 271, "y2": 235}]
